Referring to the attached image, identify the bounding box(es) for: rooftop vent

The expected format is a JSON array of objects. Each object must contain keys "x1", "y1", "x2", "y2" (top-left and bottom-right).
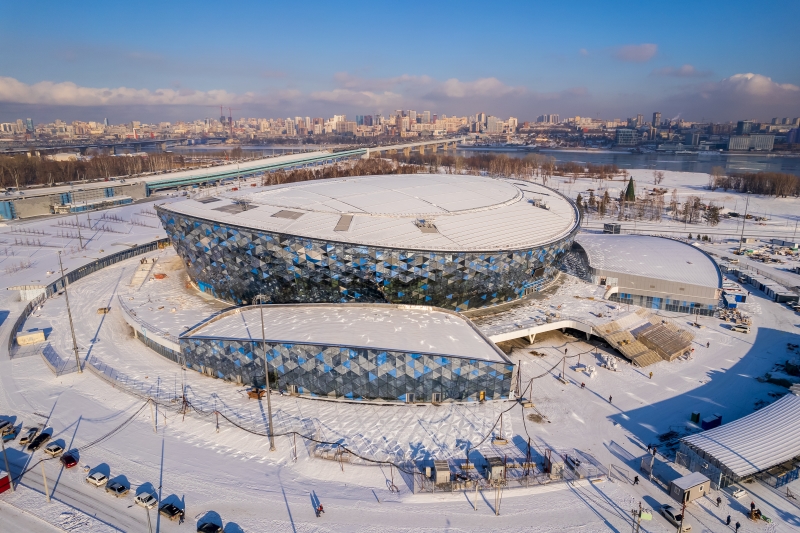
[
  {"x1": 334, "y1": 214, "x2": 353, "y2": 232},
  {"x1": 272, "y1": 210, "x2": 304, "y2": 220},
  {"x1": 529, "y1": 198, "x2": 550, "y2": 210},
  {"x1": 212, "y1": 201, "x2": 254, "y2": 214},
  {"x1": 196, "y1": 197, "x2": 221, "y2": 204},
  {"x1": 414, "y1": 219, "x2": 439, "y2": 234}
]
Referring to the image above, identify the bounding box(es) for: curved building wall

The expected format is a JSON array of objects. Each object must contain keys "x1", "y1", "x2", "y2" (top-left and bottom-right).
[
  {"x1": 157, "y1": 208, "x2": 577, "y2": 311},
  {"x1": 179, "y1": 336, "x2": 514, "y2": 402}
]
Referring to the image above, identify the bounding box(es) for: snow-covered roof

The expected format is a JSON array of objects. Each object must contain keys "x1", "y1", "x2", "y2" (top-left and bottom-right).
[
  {"x1": 682, "y1": 394, "x2": 800, "y2": 477},
  {"x1": 158, "y1": 174, "x2": 578, "y2": 252},
  {"x1": 671, "y1": 472, "x2": 709, "y2": 490},
  {"x1": 183, "y1": 303, "x2": 509, "y2": 363},
  {"x1": 576, "y1": 234, "x2": 721, "y2": 289}
]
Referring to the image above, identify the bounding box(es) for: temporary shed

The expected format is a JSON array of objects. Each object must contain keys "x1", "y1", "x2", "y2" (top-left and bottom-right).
[
  {"x1": 432, "y1": 460, "x2": 451, "y2": 484},
  {"x1": 669, "y1": 472, "x2": 710, "y2": 504},
  {"x1": 484, "y1": 457, "x2": 505, "y2": 481},
  {"x1": 679, "y1": 394, "x2": 800, "y2": 487}
]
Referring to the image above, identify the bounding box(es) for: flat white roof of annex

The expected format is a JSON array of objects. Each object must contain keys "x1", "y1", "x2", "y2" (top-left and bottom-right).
[
  {"x1": 184, "y1": 304, "x2": 509, "y2": 363},
  {"x1": 159, "y1": 174, "x2": 578, "y2": 252}
]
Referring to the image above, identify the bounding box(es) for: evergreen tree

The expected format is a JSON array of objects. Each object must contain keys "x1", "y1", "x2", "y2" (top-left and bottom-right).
[{"x1": 624, "y1": 177, "x2": 636, "y2": 202}]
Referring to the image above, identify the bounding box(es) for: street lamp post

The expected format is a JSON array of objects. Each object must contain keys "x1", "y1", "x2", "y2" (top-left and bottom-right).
[
  {"x1": 254, "y1": 295, "x2": 276, "y2": 451},
  {"x1": 58, "y1": 251, "x2": 82, "y2": 373}
]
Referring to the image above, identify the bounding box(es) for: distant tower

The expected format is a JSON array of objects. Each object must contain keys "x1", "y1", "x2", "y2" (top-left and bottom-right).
[
  {"x1": 652, "y1": 112, "x2": 661, "y2": 127},
  {"x1": 103, "y1": 117, "x2": 109, "y2": 127}
]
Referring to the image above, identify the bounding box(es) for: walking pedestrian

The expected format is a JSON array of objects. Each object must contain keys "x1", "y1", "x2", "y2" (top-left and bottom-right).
[
  {"x1": 735, "y1": 521, "x2": 741, "y2": 532},
  {"x1": 318, "y1": 504, "x2": 325, "y2": 516},
  {"x1": 608, "y1": 395, "x2": 612, "y2": 403},
  {"x1": 726, "y1": 515, "x2": 731, "y2": 526},
  {"x1": 581, "y1": 382, "x2": 585, "y2": 389},
  {"x1": 649, "y1": 371, "x2": 653, "y2": 379},
  {"x1": 633, "y1": 475, "x2": 639, "y2": 485},
  {"x1": 750, "y1": 501, "x2": 755, "y2": 513},
  {"x1": 716, "y1": 496, "x2": 722, "y2": 507},
  {"x1": 565, "y1": 348, "x2": 568, "y2": 355},
  {"x1": 707, "y1": 342, "x2": 710, "y2": 348},
  {"x1": 646, "y1": 444, "x2": 650, "y2": 453}
]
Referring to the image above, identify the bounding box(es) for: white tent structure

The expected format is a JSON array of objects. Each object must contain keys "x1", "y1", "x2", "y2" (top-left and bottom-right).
[{"x1": 679, "y1": 393, "x2": 800, "y2": 487}]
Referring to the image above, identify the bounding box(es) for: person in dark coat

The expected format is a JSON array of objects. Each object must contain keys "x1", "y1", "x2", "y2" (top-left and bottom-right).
[
  {"x1": 750, "y1": 501, "x2": 756, "y2": 512},
  {"x1": 726, "y1": 515, "x2": 731, "y2": 526},
  {"x1": 609, "y1": 395, "x2": 612, "y2": 403},
  {"x1": 633, "y1": 475, "x2": 639, "y2": 485},
  {"x1": 717, "y1": 496, "x2": 722, "y2": 507},
  {"x1": 735, "y1": 521, "x2": 741, "y2": 532}
]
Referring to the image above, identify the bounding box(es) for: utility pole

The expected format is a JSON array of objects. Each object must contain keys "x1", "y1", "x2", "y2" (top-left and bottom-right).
[
  {"x1": 677, "y1": 500, "x2": 686, "y2": 533},
  {"x1": 41, "y1": 462, "x2": 51, "y2": 503},
  {"x1": 738, "y1": 193, "x2": 751, "y2": 254},
  {"x1": 255, "y1": 295, "x2": 276, "y2": 451},
  {"x1": 58, "y1": 252, "x2": 82, "y2": 373},
  {"x1": 75, "y1": 214, "x2": 83, "y2": 249},
  {"x1": 1, "y1": 438, "x2": 14, "y2": 492}
]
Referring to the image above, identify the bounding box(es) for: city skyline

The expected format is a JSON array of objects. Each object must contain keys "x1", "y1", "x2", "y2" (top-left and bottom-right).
[{"x1": 1, "y1": 1, "x2": 799, "y2": 123}]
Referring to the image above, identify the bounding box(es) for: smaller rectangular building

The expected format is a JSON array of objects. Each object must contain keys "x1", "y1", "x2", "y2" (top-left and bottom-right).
[{"x1": 669, "y1": 472, "x2": 710, "y2": 504}]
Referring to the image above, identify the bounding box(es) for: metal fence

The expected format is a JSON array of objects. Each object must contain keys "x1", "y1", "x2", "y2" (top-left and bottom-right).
[{"x1": 6, "y1": 238, "x2": 169, "y2": 356}]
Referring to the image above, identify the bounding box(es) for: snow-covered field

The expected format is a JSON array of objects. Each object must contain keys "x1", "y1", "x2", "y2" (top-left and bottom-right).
[{"x1": 1, "y1": 172, "x2": 800, "y2": 532}]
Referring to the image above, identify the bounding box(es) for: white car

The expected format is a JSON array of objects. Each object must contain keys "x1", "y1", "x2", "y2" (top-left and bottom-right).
[
  {"x1": 731, "y1": 487, "x2": 747, "y2": 499},
  {"x1": 86, "y1": 472, "x2": 109, "y2": 487},
  {"x1": 660, "y1": 505, "x2": 691, "y2": 531},
  {"x1": 731, "y1": 324, "x2": 750, "y2": 334},
  {"x1": 44, "y1": 443, "x2": 64, "y2": 457},
  {"x1": 134, "y1": 492, "x2": 158, "y2": 509}
]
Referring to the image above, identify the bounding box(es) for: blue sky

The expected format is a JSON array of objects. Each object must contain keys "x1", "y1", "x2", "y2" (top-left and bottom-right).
[{"x1": 1, "y1": 0, "x2": 799, "y2": 123}]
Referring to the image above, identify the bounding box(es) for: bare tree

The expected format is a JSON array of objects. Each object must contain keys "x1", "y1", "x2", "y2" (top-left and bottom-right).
[{"x1": 653, "y1": 170, "x2": 665, "y2": 185}]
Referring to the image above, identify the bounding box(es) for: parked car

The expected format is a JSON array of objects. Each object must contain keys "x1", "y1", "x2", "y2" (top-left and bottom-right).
[
  {"x1": 2, "y1": 426, "x2": 19, "y2": 442},
  {"x1": 731, "y1": 487, "x2": 747, "y2": 499},
  {"x1": 106, "y1": 481, "x2": 130, "y2": 498},
  {"x1": 134, "y1": 491, "x2": 158, "y2": 509},
  {"x1": 19, "y1": 427, "x2": 38, "y2": 445},
  {"x1": 660, "y1": 505, "x2": 691, "y2": 531},
  {"x1": 27, "y1": 433, "x2": 51, "y2": 451},
  {"x1": 44, "y1": 443, "x2": 64, "y2": 457},
  {"x1": 86, "y1": 472, "x2": 109, "y2": 487},
  {"x1": 731, "y1": 324, "x2": 751, "y2": 334},
  {"x1": 60, "y1": 453, "x2": 78, "y2": 469},
  {"x1": 197, "y1": 522, "x2": 223, "y2": 533},
  {"x1": 0, "y1": 420, "x2": 11, "y2": 435},
  {"x1": 159, "y1": 503, "x2": 185, "y2": 521}
]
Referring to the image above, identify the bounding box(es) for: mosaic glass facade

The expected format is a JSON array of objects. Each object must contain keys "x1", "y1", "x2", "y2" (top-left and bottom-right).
[
  {"x1": 157, "y1": 208, "x2": 577, "y2": 311},
  {"x1": 179, "y1": 336, "x2": 515, "y2": 402}
]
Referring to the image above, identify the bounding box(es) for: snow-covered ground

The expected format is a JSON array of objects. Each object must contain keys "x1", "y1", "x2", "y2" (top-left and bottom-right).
[{"x1": 1, "y1": 172, "x2": 800, "y2": 532}]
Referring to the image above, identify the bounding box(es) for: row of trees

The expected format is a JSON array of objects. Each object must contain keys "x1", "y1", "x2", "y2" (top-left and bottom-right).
[
  {"x1": 0, "y1": 152, "x2": 189, "y2": 189},
  {"x1": 708, "y1": 167, "x2": 799, "y2": 197},
  {"x1": 577, "y1": 189, "x2": 721, "y2": 226}
]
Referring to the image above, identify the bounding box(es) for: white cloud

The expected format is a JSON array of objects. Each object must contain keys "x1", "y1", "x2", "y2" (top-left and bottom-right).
[
  {"x1": 614, "y1": 43, "x2": 658, "y2": 63},
  {"x1": 427, "y1": 77, "x2": 525, "y2": 99},
  {"x1": 0, "y1": 76, "x2": 258, "y2": 106},
  {"x1": 651, "y1": 64, "x2": 711, "y2": 78},
  {"x1": 715, "y1": 73, "x2": 799, "y2": 96},
  {"x1": 309, "y1": 88, "x2": 402, "y2": 108}
]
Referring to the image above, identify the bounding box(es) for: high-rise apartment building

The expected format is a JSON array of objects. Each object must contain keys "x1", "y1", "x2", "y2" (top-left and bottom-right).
[
  {"x1": 408, "y1": 110, "x2": 417, "y2": 123},
  {"x1": 736, "y1": 120, "x2": 754, "y2": 135},
  {"x1": 652, "y1": 112, "x2": 661, "y2": 127},
  {"x1": 615, "y1": 128, "x2": 639, "y2": 146},
  {"x1": 421, "y1": 111, "x2": 430, "y2": 124}
]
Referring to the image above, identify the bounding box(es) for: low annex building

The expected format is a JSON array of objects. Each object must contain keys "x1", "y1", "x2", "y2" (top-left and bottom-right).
[
  {"x1": 575, "y1": 235, "x2": 722, "y2": 316},
  {"x1": 179, "y1": 303, "x2": 515, "y2": 403},
  {"x1": 679, "y1": 393, "x2": 800, "y2": 487}
]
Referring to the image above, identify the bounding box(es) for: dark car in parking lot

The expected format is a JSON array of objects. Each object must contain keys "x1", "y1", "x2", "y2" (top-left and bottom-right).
[
  {"x1": 27, "y1": 432, "x2": 51, "y2": 451},
  {"x1": 159, "y1": 503, "x2": 185, "y2": 521},
  {"x1": 197, "y1": 523, "x2": 223, "y2": 533},
  {"x1": 60, "y1": 453, "x2": 78, "y2": 468}
]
